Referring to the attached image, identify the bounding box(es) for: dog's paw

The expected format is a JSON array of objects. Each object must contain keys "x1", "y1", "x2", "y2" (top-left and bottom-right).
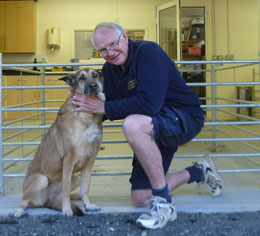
[
  {"x1": 84, "y1": 204, "x2": 101, "y2": 212},
  {"x1": 62, "y1": 208, "x2": 74, "y2": 217},
  {"x1": 14, "y1": 208, "x2": 25, "y2": 218},
  {"x1": 98, "y1": 92, "x2": 106, "y2": 101}
]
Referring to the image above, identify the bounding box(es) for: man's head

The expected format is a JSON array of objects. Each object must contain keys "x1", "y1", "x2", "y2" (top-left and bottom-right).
[{"x1": 92, "y1": 22, "x2": 129, "y2": 67}]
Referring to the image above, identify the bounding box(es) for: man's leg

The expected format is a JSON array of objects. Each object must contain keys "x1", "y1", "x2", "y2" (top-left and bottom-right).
[
  {"x1": 123, "y1": 114, "x2": 195, "y2": 205},
  {"x1": 131, "y1": 170, "x2": 190, "y2": 207},
  {"x1": 123, "y1": 114, "x2": 177, "y2": 229},
  {"x1": 123, "y1": 114, "x2": 166, "y2": 190},
  {"x1": 131, "y1": 158, "x2": 224, "y2": 208}
]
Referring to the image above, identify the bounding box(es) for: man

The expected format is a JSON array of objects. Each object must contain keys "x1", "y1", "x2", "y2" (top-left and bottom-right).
[{"x1": 72, "y1": 22, "x2": 224, "y2": 229}]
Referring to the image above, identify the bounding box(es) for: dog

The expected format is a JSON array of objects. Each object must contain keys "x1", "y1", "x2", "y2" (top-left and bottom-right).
[{"x1": 14, "y1": 68, "x2": 105, "y2": 217}]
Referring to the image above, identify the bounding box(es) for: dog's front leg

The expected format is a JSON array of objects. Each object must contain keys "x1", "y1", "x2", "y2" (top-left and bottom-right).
[
  {"x1": 62, "y1": 158, "x2": 74, "y2": 217},
  {"x1": 80, "y1": 159, "x2": 100, "y2": 212}
]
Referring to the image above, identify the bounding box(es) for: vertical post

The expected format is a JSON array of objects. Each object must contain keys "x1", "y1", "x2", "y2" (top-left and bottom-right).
[
  {"x1": 210, "y1": 63, "x2": 218, "y2": 152},
  {"x1": 19, "y1": 71, "x2": 25, "y2": 158},
  {"x1": 0, "y1": 53, "x2": 3, "y2": 196},
  {"x1": 40, "y1": 66, "x2": 46, "y2": 136}
]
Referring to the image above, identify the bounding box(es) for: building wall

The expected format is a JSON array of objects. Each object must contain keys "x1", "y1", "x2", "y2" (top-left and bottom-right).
[
  {"x1": 37, "y1": 0, "x2": 170, "y2": 64},
  {"x1": 214, "y1": 0, "x2": 258, "y2": 60},
  {"x1": 3, "y1": 0, "x2": 259, "y2": 64}
]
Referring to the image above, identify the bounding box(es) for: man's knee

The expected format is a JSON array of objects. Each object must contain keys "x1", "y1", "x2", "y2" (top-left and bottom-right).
[
  {"x1": 131, "y1": 189, "x2": 152, "y2": 207},
  {"x1": 122, "y1": 115, "x2": 153, "y2": 141}
]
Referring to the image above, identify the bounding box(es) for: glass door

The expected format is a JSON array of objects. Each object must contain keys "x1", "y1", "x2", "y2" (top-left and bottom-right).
[{"x1": 156, "y1": 0, "x2": 181, "y2": 61}]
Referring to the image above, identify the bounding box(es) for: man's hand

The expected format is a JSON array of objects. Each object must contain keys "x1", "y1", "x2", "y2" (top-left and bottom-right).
[{"x1": 72, "y1": 93, "x2": 105, "y2": 115}]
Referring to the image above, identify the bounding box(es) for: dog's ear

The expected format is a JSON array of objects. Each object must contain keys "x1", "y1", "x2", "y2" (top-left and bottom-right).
[{"x1": 59, "y1": 74, "x2": 76, "y2": 86}]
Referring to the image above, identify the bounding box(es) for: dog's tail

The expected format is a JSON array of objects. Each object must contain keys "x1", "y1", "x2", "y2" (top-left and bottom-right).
[{"x1": 44, "y1": 200, "x2": 84, "y2": 216}]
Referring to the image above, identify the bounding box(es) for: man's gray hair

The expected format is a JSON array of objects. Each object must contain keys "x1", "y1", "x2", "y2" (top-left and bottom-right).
[{"x1": 92, "y1": 22, "x2": 124, "y2": 48}]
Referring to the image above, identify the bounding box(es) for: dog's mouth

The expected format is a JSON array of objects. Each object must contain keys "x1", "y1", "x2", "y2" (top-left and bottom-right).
[{"x1": 84, "y1": 83, "x2": 100, "y2": 95}]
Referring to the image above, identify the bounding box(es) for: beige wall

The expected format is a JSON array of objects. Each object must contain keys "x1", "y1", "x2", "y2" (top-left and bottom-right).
[
  {"x1": 37, "y1": 0, "x2": 169, "y2": 64},
  {"x1": 3, "y1": 0, "x2": 259, "y2": 65},
  {"x1": 210, "y1": 0, "x2": 259, "y2": 120},
  {"x1": 3, "y1": 0, "x2": 169, "y2": 63},
  {"x1": 213, "y1": 0, "x2": 259, "y2": 60}
]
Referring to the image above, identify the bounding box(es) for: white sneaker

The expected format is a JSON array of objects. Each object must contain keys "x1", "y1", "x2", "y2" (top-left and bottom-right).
[
  {"x1": 136, "y1": 196, "x2": 177, "y2": 229},
  {"x1": 196, "y1": 156, "x2": 224, "y2": 197}
]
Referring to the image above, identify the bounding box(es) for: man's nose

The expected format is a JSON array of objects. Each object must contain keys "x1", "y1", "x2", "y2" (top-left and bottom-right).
[{"x1": 107, "y1": 48, "x2": 116, "y2": 57}]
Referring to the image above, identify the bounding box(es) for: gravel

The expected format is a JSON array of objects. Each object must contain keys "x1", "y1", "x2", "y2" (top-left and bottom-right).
[{"x1": 0, "y1": 211, "x2": 259, "y2": 236}]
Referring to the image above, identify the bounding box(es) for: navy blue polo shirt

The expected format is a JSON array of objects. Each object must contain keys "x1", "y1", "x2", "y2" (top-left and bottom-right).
[{"x1": 102, "y1": 38, "x2": 204, "y2": 121}]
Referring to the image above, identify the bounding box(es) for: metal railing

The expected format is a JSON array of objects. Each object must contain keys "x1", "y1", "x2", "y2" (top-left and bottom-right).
[{"x1": 0, "y1": 54, "x2": 260, "y2": 196}]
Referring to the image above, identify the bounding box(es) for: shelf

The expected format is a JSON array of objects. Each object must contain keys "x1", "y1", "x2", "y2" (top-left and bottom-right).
[{"x1": 182, "y1": 40, "x2": 203, "y2": 43}]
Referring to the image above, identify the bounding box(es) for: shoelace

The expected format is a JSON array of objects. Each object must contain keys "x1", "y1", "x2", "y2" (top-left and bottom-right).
[{"x1": 144, "y1": 197, "x2": 162, "y2": 216}]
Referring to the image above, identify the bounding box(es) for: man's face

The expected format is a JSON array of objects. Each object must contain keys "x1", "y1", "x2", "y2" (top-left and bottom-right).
[{"x1": 93, "y1": 29, "x2": 129, "y2": 66}]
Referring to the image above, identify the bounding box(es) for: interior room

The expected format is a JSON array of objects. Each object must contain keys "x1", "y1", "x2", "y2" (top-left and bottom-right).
[{"x1": 0, "y1": 0, "x2": 260, "y2": 215}]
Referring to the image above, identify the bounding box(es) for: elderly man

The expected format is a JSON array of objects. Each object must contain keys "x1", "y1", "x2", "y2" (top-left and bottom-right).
[{"x1": 72, "y1": 22, "x2": 224, "y2": 229}]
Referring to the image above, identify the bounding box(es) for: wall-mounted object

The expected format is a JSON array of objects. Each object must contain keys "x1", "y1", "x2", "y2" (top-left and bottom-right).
[{"x1": 47, "y1": 28, "x2": 61, "y2": 52}]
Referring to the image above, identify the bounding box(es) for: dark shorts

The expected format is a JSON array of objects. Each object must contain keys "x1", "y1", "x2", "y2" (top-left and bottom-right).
[{"x1": 129, "y1": 106, "x2": 204, "y2": 190}]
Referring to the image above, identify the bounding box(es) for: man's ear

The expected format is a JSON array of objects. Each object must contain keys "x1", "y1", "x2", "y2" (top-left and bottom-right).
[
  {"x1": 59, "y1": 74, "x2": 76, "y2": 86},
  {"x1": 122, "y1": 30, "x2": 128, "y2": 44}
]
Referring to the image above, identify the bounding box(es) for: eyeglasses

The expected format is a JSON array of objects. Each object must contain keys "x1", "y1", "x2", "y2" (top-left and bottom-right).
[{"x1": 98, "y1": 33, "x2": 122, "y2": 57}]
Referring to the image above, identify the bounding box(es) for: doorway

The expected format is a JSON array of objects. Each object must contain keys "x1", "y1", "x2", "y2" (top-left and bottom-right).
[
  {"x1": 156, "y1": 2, "x2": 206, "y2": 105},
  {"x1": 181, "y1": 6, "x2": 206, "y2": 105},
  {"x1": 156, "y1": 0, "x2": 181, "y2": 61}
]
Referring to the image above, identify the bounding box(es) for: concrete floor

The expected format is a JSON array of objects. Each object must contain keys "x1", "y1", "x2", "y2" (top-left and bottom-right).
[{"x1": 1, "y1": 121, "x2": 260, "y2": 216}]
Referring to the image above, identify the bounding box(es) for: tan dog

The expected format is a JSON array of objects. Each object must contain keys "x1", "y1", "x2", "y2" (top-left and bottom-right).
[{"x1": 14, "y1": 68, "x2": 105, "y2": 217}]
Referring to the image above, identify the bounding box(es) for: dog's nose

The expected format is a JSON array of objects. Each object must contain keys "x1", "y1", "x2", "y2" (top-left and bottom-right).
[{"x1": 89, "y1": 83, "x2": 97, "y2": 89}]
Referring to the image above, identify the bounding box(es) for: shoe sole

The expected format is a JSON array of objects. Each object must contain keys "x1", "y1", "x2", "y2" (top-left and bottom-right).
[
  {"x1": 136, "y1": 213, "x2": 177, "y2": 230},
  {"x1": 136, "y1": 207, "x2": 177, "y2": 229},
  {"x1": 169, "y1": 210, "x2": 177, "y2": 222}
]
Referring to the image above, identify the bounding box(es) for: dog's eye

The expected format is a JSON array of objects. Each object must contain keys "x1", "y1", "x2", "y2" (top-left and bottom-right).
[
  {"x1": 79, "y1": 75, "x2": 85, "y2": 80},
  {"x1": 92, "y1": 72, "x2": 98, "y2": 78}
]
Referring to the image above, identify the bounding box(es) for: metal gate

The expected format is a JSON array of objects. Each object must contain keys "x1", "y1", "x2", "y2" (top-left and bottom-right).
[{"x1": 1, "y1": 54, "x2": 260, "y2": 196}]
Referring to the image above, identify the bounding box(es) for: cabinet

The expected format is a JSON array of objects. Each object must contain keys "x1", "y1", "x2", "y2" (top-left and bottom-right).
[
  {"x1": 0, "y1": 1, "x2": 36, "y2": 53},
  {"x1": 2, "y1": 75, "x2": 40, "y2": 120},
  {"x1": 0, "y1": 2, "x2": 4, "y2": 52},
  {"x1": 2, "y1": 74, "x2": 69, "y2": 121},
  {"x1": 44, "y1": 75, "x2": 69, "y2": 120}
]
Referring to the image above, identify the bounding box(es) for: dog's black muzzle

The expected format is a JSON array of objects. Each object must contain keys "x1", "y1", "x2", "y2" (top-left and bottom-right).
[{"x1": 84, "y1": 83, "x2": 100, "y2": 95}]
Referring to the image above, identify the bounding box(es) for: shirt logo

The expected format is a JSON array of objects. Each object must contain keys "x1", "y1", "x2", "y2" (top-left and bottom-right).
[{"x1": 128, "y1": 79, "x2": 137, "y2": 90}]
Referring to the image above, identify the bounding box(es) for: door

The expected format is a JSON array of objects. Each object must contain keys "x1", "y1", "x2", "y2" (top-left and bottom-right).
[{"x1": 156, "y1": 0, "x2": 181, "y2": 61}]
